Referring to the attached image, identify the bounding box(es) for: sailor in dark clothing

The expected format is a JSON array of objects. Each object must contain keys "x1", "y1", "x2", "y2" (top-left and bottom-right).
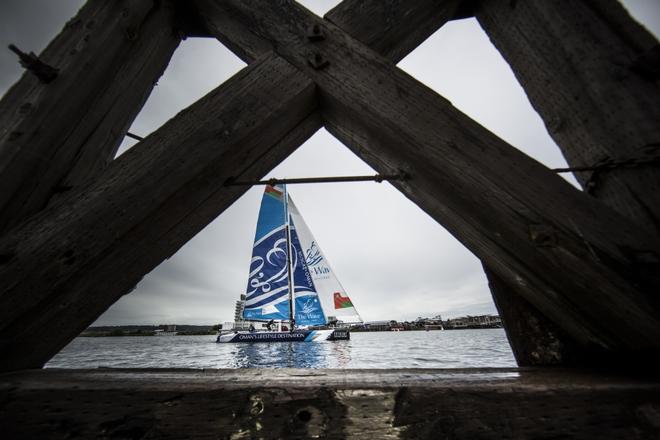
[
  {"x1": 266, "y1": 319, "x2": 274, "y2": 331},
  {"x1": 249, "y1": 324, "x2": 255, "y2": 332}
]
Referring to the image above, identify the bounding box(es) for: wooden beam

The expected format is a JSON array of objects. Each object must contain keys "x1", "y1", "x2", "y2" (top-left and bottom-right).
[
  {"x1": 324, "y1": 0, "x2": 465, "y2": 64},
  {"x1": 193, "y1": 0, "x2": 660, "y2": 353},
  {"x1": 483, "y1": 265, "x2": 588, "y2": 365},
  {"x1": 2, "y1": 368, "x2": 660, "y2": 439},
  {"x1": 475, "y1": 0, "x2": 660, "y2": 233},
  {"x1": 0, "y1": 0, "x2": 181, "y2": 236},
  {"x1": 322, "y1": 0, "x2": 579, "y2": 366},
  {"x1": 0, "y1": 53, "x2": 318, "y2": 372}
]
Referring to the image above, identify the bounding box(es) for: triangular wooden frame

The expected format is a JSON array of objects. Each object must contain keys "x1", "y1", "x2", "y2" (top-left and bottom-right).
[{"x1": 0, "y1": 0, "x2": 659, "y2": 372}]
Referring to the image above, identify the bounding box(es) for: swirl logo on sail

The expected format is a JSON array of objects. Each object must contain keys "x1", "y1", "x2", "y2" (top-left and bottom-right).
[
  {"x1": 247, "y1": 237, "x2": 288, "y2": 296},
  {"x1": 304, "y1": 241, "x2": 323, "y2": 266},
  {"x1": 301, "y1": 298, "x2": 317, "y2": 315}
]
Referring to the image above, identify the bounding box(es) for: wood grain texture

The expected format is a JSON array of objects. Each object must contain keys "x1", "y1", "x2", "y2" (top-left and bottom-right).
[
  {"x1": 324, "y1": 0, "x2": 464, "y2": 64},
  {"x1": 194, "y1": 0, "x2": 660, "y2": 354},
  {"x1": 0, "y1": 0, "x2": 180, "y2": 236},
  {"x1": 483, "y1": 264, "x2": 589, "y2": 366},
  {"x1": 476, "y1": 0, "x2": 660, "y2": 233},
  {"x1": 2, "y1": 368, "x2": 660, "y2": 439},
  {"x1": 0, "y1": 53, "x2": 318, "y2": 372}
]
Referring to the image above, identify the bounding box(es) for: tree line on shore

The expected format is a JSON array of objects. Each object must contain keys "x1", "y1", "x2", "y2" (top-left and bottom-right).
[{"x1": 80, "y1": 324, "x2": 220, "y2": 337}]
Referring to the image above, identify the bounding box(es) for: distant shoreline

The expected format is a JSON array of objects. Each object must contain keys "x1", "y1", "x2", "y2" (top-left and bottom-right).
[
  {"x1": 79, "y1": 325, "x2": 217, "y2": 337},
  {"x1": 81, "y1": 317, "x2": 502, "y2": 337},
  {"x1": 79, "y1": 327, "x2": 502, "y2": 337}
]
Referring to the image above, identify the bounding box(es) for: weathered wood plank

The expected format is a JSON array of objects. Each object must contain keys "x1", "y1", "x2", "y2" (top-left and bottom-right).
[
  {"x1": 0, "y1": 0, "x2": 180, "y2": 236},
  {"x1": 193, "y1": 0, "x2": 660, "y2": 354},
  {"x1": 2, "y1": 368, "x2": 659, "y2": 439},
  {"x1": 323, "y1": 0, "x2": 577, "y2": 367},
  {"x1": 0, "y1": 53, "x2": 319, "y2": 372},
  {"x1": 483, "y1": 264, "x2": 589, "y2": 366},
  {"x1": 324, "y1": 0, "x2": 464, "y2": 64},
  {"x1": 476, "y1": 0, "x2": 660, "y2": 233}
]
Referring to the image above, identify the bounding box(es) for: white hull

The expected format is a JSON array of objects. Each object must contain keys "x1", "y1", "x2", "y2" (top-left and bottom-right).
[{"x1": 216, "y1": 329, "x2": 348, "y2": 343}]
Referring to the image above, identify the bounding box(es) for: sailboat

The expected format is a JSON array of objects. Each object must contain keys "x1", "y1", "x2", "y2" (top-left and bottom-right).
[{"x1": 216, "y1": 184, "x2": 362, "y2": 343}]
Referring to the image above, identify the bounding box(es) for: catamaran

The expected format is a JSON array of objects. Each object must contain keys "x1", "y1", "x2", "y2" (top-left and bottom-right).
[{"x1": 216, "y1": 184, "x2": 362, "y2": 343}]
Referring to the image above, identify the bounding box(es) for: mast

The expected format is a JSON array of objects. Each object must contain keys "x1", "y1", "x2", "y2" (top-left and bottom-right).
[{"x1": 283, "y1": 185, "x2": 295, "y2": 331}]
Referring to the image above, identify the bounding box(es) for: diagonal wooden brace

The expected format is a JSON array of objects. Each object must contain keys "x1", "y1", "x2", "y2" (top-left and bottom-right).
[
  {"x1": 325, "y1": 0, "x2": 594, "y2": 366},
  {"x1": 0, "y1": 0, "x2": 182, "y2": 236},
  {"x1": 0, "y1": 53, "x2": 319, "y2": 372}
]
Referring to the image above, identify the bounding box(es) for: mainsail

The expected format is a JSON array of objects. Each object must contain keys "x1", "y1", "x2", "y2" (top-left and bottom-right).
[
  {"x1": 243, "y1": 185, "x2": 326, "y2": 326},
  {"x1": 287, "y1": 197, "x2": 363, "y2": 324},
  {"x1": 243, "y1": 185, "x2": 291, "y2": 321}
]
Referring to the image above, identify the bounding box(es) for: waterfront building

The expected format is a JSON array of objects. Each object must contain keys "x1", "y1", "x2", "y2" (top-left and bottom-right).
[
  {"x1": 444, "y1": 315, "x2": 502, "y2": 329},
  {"x1": 234, "y1": 294, "x2": 246, "y2": 323}
]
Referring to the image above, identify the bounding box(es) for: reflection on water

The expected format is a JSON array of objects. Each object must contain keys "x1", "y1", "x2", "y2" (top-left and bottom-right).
[
  {"x1": 229, "y1": 339, "x2": 352, "y2": 368},
  {"x1": 47, "y1": 329, "x2": 516, "y2": 369}
]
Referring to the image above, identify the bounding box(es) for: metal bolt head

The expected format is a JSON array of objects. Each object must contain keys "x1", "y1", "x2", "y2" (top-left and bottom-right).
[
  {"x1": 307, "y1": 24, "x2": 325, "y2": 41},
  {"x1": 308, "y1": 52, "x2": 329, "y2": 70}
]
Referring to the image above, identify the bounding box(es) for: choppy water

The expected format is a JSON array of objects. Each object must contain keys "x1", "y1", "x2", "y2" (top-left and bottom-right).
[{"x1": 47, "y1": 329, "x2": 515, "y2": 369}]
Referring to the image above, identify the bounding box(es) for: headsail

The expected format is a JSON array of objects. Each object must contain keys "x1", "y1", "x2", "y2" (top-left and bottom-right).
[
  {"x1": 289, "y1": 217, "x2": 326, "y2": 326},
  {"x1": 243, "y1": 185, "x2": 290, "y2": 321},
  {"x1": 287, "y1": 197, "x2": 363, "y2": 323}
]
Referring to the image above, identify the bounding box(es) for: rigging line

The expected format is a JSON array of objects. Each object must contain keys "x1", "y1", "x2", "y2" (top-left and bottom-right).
[
  {"x1": 126, "y1": 132, "x2": 145, "y2": 141},
  {"x1": 225, "y1": 173, "x2": 406, "y2": 186}
]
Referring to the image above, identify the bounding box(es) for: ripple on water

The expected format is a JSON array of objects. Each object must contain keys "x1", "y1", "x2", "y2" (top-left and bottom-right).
[{"x1": 46, "y1": 330, "x2": 516, "y2": 369}]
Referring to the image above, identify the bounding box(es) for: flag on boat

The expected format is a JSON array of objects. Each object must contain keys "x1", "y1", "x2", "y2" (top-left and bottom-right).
[
  {"x1": 264, "y1": 184, "x2": 284, "y2": 201},
  {"x1": 334, "y1": 292, "x2": 354, "y2": 309}
]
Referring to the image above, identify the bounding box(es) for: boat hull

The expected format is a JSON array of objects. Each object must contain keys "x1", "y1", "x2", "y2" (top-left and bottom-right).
[{"x1": 216, "y1": 329, "x2": 349, "y2": 343}]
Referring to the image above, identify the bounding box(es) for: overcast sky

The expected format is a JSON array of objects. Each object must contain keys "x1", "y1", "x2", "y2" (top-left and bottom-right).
[{"x1": 2, "y1": 1, "x2": 659, "y2": 325}]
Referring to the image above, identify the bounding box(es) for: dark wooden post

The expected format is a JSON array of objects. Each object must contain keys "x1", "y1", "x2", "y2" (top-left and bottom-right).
[
  {"x1": 0, "y1": 53, "x2": 318, "y2": 372},
  {"x1": 0, "y1": 0, "x2": 181, "y2": 236},
  {"x1": 194, "y1": 0, "x2": 660, "y2": 358},
  {"x1": 473, "y1": 0, "x2": 660, "y2": 364}
]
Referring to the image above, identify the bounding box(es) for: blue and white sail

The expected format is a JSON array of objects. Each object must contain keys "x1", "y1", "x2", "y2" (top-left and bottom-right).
[
  {"x1": 243, "y1": 184, "x2": 327, "y2": 327},
  {"x1": 243, "y1": 185, "x2": 291, "y2": 321},
  {"x1": 289, "y1": 216, "x2": 326, "y2": 326}
]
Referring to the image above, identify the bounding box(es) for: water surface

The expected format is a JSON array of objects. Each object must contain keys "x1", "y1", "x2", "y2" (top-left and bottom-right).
[{"x1": 47, "y1": 329, "x2": 515, "y2": 369}]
